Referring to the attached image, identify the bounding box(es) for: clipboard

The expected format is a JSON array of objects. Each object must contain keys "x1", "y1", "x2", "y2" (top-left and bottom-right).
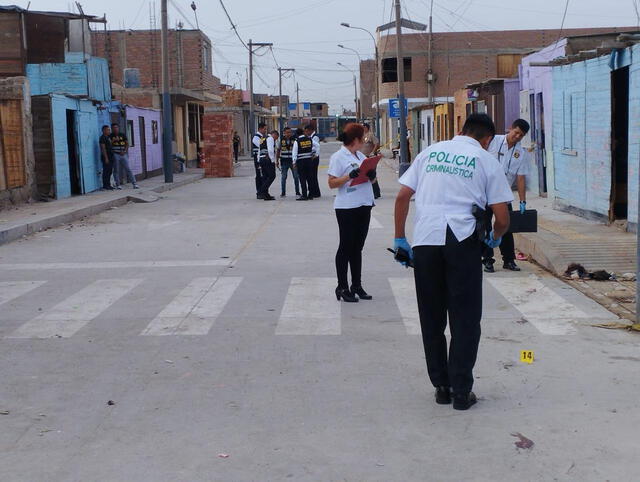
[{"x1": 350, "y1": 154, "x2": 382, "y2": 186}]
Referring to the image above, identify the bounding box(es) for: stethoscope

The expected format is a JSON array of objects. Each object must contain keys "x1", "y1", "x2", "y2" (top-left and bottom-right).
[{"x1": 499, "y1": 138, "x2": 516, "y2": 173}]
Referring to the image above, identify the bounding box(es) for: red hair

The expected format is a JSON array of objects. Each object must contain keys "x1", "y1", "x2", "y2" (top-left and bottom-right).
[{"x1": 339, "y1": 123, "x2": 365, "y2": 146}]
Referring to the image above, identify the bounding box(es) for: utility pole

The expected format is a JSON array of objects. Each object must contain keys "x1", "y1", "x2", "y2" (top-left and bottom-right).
[
  {"x1": 353, "y1": 73, "x2": 359, "y2": 121},
  {"x1": 278, "y1": 67, "x2": 295, "y2": 133},
  {"x1": 296, "y1": 83, "x2": 300, "y2": 118},
  {"x1": 395, "y1": 0, "x2": 410, "y2": 175},
  {"x1": 161, "y1": 0, "x2": 173, "y2": 183},
  {"x1": 427, "y1": 0, "x2": 434, "y2": 106},
  {"x1": 248, "y1": 40, "x2": 273, "y2": 136}
]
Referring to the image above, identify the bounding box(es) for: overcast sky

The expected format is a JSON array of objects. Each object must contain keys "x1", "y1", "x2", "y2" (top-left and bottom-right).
[{"x1": 16, "y1": 0, "x2": 640, "y2": 114}]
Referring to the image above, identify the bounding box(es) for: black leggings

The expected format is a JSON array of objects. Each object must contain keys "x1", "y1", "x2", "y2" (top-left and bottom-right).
[{"x1": 335, "y1": 206, "x2": 372, "y2": 289}]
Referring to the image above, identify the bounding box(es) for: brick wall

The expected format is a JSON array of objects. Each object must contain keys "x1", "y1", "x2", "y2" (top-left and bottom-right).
[
  {"x1": 92, "y1": 29, "x2": 220, "y2": 95},
  {"x1": 202, "y1": 113, "x2": 234, "y2": 178}
]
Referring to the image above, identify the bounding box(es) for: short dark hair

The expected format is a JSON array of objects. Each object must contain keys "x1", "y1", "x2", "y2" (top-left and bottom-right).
[
  {"x1": 270, "y1": 130, "x2": 279, "y2": 135},
  {"x1": 461, "y1": 114, "x2": 496, "y2": 140},
  {"x1": 111, "y1": 122, "x2": 119, "y2": 128},
  {"x1": 102, "y1": 125, "x2": 110, "y2": 131},
  {"x1": 363, "y1": 122, "x2": 370, "y2": 129},
  {"x1": 512, "y1": 118, "x2": 530, "y2": 134},
  {"x1": 304, "y1": 124, "x2": 314, "y2": 131},
  {"x1": 258, "y1": 122, "x2": 267, "y2": 129},
  {"x1": 284, "y1": 127, "x2": 291, "y2": 131}
]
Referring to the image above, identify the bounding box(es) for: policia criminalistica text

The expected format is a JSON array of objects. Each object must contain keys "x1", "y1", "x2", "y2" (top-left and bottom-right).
[{"x1": 393, "y1": 114, "x2": 513, "y2": 411}]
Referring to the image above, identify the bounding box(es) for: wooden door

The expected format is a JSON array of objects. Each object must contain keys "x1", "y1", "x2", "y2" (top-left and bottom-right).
[
  {"x1": 0, "y1": 99, "x2": 26, "y2": 190},
  {"x1": 139, "y1": 116, "x2": 148, "y2": 178}
]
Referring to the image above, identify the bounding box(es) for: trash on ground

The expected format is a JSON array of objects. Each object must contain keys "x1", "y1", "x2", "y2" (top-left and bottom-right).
[
  {"x1": 107, "y1": 400, "x2": 116, "y2": 406},
  {"x1": 511, "y1": 432, "x2": 535, "y2": 449},
  {"x1": 217, "y1": 453, "x2": 230, "y2": 458},
  {"x1": 164, "y1": 360, "x2": 174, "y2": 364},
  {"x1": 592, "y1": 322, "x2": 640, "y2": 332},
  {"x1": 0, "y1": 410, "x2": 9, "y2": 415},
  {"x1": 516, "y1": 252, "x2": 528, "y2": 261},
  {"x1": 620, "y1": 272, "x2": 637, "y2": 281},
  {"x1": 564, "y1": 263, "x2": 614, "y2": 281}
]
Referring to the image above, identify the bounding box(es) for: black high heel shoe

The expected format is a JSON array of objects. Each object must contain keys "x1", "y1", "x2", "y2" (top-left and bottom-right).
[
  {"x1": 351, "y1": 285, "x2": 372, "y2": 300},
  {"x1": 335, "y1": 287, "x2": 358, "y2": 303}
]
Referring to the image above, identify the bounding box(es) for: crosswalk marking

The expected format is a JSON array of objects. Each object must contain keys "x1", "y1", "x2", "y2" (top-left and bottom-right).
[
  {"x1": 0, "y1": 260, "x2": 229, "y2": 270},
  {"x1": 370, "y1": 216, "x2": 383, "y2": 229},
  {"x1": 8, "y1": 279, "x2": 142, "y2": 339},
  {"x1": 0, "y1": 281, "x2": 46, "y2": 307},
  {"x1": 389, "y1": 278, "x2": 421, "y2": 335},
  {"x1": 486, "y1": 274, "x2": 586, "y2": 335},
  {"x1": 276, "y1": 278, "x2": 340, "y2": 335},
  {"x1": 141, "y1": 277, "x2": 242, "y2": 336}
]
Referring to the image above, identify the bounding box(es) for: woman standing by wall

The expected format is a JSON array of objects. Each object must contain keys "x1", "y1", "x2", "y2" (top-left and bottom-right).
[{"x1": 328, "y1": 123, "x2": 377, "y2": 303}]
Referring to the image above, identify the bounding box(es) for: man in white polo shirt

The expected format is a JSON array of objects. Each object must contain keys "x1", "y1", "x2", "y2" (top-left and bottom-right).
[
  {"x1": 483, "y1": 118, "x2": 531, "y2": 272},
  {"x1": 393, "y1": 114, "x2": 512, "y2": 411}
]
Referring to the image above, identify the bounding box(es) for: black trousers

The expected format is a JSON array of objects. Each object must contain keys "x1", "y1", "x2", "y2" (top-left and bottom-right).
[
  {"x1": 309, "y1": 155, "x2": 321, "y2": 197},
  {"x1": 233, "y1": 144, "x2": 239, "y2": 161},
  {"x1": 335, "y1": 206, "x2": 372, "y2": 289},
  {"x1": 102, "y1": 158, "x2": 113, "y2": 189},
  {"x1": 413, "y1": 228, "x2": 483, "y2": 395},
  {"x1": 372, "y1": 180, "x2": 381, "y2": 198},
  {"x1": 297, "y1": 159, "x2": 312, "y2": 198},
  {"x1": 258, "y1": 160, "x2": 276, "y2": 196},
  {"x1": 482, "y1": 203, "x2": 515, "y2": 264},
  {"x1": 253, "y1": 157, "x2": 263, "y2": 195}
]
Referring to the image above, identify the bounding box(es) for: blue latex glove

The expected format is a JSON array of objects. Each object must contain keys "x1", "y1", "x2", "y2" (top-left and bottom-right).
[
  {"x1": 394, "y1": 238, "x2": 413, "y2": 266},
  {"x1": 520, "y1": 201, "x2": 527, "y2": 214},
  {"x1": 484, "y1": 230, "x2": 502, "y2": 249}
]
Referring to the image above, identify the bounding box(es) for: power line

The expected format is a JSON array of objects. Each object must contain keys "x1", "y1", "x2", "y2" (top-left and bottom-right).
[
  {"x1": 218, "y1": 0, "x2": 249, "y2": 50},
  {"x1": 554, "y1": 0, "x2": 571, "y2": 48}
]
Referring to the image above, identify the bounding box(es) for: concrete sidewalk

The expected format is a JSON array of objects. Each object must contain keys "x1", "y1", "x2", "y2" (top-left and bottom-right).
[
  {"x1": 0, "y1": 169, "x2": 204, "y2": 246},
  {"x1": 514, "y1": 196, "x2": 637, "y2": 276}
]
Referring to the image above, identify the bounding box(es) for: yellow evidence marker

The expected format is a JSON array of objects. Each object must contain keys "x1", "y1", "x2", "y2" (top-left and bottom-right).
[{"x1": 520, "y1": 350, "x2": 534, "y2": 364}]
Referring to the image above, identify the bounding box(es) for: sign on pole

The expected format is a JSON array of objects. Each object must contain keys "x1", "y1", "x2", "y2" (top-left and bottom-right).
[{"x1": 389, "y1": 98, "x2": 408, "y2": 118}]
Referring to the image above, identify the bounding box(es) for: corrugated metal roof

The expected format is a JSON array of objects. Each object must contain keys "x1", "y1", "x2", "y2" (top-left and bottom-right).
[{"x1": 0, "y1": 5, "x2": 106, "y2": 22}]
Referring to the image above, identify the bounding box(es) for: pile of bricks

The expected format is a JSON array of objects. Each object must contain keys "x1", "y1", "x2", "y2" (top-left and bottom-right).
[{"x1": 202, "y1": 113, "x2": 234, "y2": 178}]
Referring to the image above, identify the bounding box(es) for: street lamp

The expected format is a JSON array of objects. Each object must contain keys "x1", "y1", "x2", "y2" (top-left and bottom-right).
[
  {"x1": 340, "y1": 22, "x2": 380, "y2": 139},
  {"x1": 337, "y1": 62, "x2": 359, "y2": 122}
]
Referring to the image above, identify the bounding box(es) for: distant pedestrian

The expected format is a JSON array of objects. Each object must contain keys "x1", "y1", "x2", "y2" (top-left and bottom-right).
[
  {"x1": 362, "y1": 123, "x2": 381, "y2": 199},
  {"x1": 252, "y1": 123, "x2": 270, "y2": 200},
  {"x1": 233, "y1": 131, "x2": 240, "y2": 163},
  {"x1": 307, "y1": 124, "x2": 321, "y2": 198},
  {"x1": 99, "y1": 125, "x2": 114, "y2": 191},
  {"x1": 328, "y1": 123, "x2": 376, "y2": 303},
  {"x1": 278, "y1": 127, "x2": 300, "y2": 198},
  {"x1": 292, "y1": 127, "x2": 314, "y2": 201},
  {"x1": 482, "y1": 118, "x2": 530, "y2": 273},
  {"x1": 110, "y1": 123, "x2": 139, "y2": 190}
]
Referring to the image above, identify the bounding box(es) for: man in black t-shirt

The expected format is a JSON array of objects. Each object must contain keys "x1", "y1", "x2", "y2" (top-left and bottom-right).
[
  {"x1": 99, "y1": 125, "x2": 114, "y2": 190},
  {"x1": 110, "y1": 123, "x2": 139, "y2": 189}
]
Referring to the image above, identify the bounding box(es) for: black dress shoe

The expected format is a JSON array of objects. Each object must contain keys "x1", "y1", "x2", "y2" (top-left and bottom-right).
[
  {"x1": 263, "y1": 194, "x2": 276, "y2": 201},
  {"x1": 335, "y1": 287, "x2": 358, "y2": 303},
  {"x1": 296, "y1": 196, "x2": 308, "y2": 201},
  {"x1": 435, "y1": 386, "x2": 452, "y2": 405},
  {"x1": 257, "y1": 193, "x2": 264, "y2": 199},
  {"x1": 453, "y1": 392, "x2": 477, "y2": 411},
  {"x1": 503, "y1": 261, "x2": 521, "y2": 271},
  {"x1": 350, "y1": 285, "x2": 372, "y2": 300},
  {"x1": 483, "y1": 260, "x2": 495, "y2": 273}
]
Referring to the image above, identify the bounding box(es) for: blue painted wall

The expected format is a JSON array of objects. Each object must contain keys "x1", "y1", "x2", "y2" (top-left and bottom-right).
[
  {"x1": 628, "y1": 44, "x2": 640, "y2": 226},
  {"x1": 27, "y1": 55, "x2": 111, "y2": 101},
  {"x1": 50, "y1": 95, "x2": 100, "y2": 198}
]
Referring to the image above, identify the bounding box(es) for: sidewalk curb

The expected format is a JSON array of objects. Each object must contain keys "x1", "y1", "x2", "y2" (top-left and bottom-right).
[
  {"x1": 0, "y1": 173, "x2": 203, "y2": 246},
  {"x1": 514, "y1": 232, "x2": 564, "y2": 276}
]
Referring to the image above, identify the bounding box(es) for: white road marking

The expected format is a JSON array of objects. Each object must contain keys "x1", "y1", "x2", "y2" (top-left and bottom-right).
[
  {"x1": 370, "y1": 216, "x2": 383, "y2": 229},
  {"x1": 0, "y1": 260, "x2": 229, "y2": 270},
  {"x1": 0, "y1": 281, "x2": 46, "y2": 307},
  {"x1": 390, "y1": 278, "x2": 421, "y2": 335},
  {"x1": 141, "y1": 277, "x2": 242, "y2": 336},
  {"x1": 8, "y1": 279, "x2": 142, "y2": 339},
  {"x1": 276, "y1": 278, "x2": 341, "y2": 335},
  {"x1": 486, "y1": 274, "x2": 588, "y2": 335}
]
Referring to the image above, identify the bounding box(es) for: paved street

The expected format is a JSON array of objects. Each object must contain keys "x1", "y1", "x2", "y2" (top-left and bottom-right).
[{"x1": 1, "y1": 142, "x2": 639, "y2": 481}]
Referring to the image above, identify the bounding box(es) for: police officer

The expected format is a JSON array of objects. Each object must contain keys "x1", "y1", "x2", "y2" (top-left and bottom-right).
[
  {"x1": 307, "y1": 124, "x2": 321, "y2": 198},
  {"x1": 278, "y1": 127, "x2": 301, "y2": 198},
  {"x1": 292, "y1": 127, "x2": 314, "y2": 201},
  {"x1": 483, "y1": 118, "x2": 531, "y2": 272},
  {"x1": 252, "y1": 123, "x2": 268, "y2": 199},
  {"x1": 393, "y1": 114, "x2": 513, "y2": 411}
]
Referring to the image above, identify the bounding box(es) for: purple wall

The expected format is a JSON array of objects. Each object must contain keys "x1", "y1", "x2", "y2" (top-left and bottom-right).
[
  {"x1": 503, "y1": 78, "x2": 521, "y2": 132},
  {"x1": 125, "y1": 105, "x2": 162, "y2": 177}
]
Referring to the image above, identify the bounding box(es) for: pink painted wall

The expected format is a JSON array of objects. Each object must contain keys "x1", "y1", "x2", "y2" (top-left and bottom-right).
[{"x1": 125, "y1": 105, "x2": 163, "y2": 176}]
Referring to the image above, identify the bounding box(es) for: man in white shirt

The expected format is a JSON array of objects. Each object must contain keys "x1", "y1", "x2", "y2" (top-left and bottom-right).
[
  {"x1": 483, "y1": 119, "x2": 531, "y2": 272},
  {"x1": 252, "y1": 123, "x2": 270, "y2": 200},
  {"x1": 307, "y1": 124, "x2": 322, "y2": 198},
  {"x1": 394, "y1": 114, "x2": 513, "y2": 411}
]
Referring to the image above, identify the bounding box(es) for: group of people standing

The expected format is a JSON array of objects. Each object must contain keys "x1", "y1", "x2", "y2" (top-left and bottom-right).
[
  {"x1": 99, "y1": 123, "x2": 140, "y2": 191},
  {"x1": 251, "y1": 123, "x2": 322, "y2": 201}
]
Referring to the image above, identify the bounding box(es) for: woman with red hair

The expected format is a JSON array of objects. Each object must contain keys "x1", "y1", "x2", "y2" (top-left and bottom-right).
[{"x1": 328, "y1": 123, "x2": 377, "y2": 303}]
